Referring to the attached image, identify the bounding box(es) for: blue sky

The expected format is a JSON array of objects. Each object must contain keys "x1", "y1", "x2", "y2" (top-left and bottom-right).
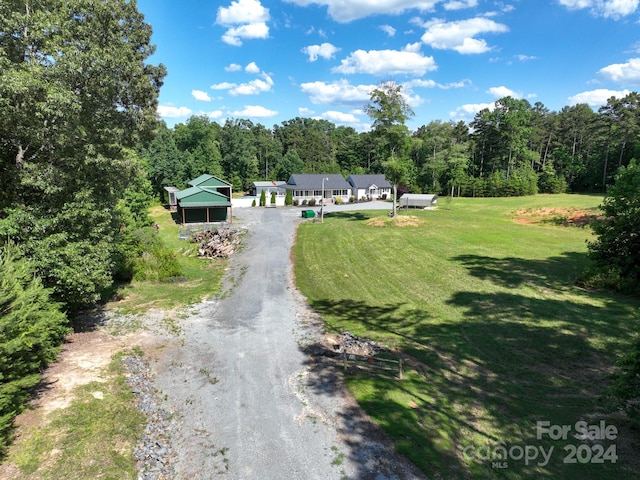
[{"x1": 136, "y1": 0, "x2": 640, "y2": 131}]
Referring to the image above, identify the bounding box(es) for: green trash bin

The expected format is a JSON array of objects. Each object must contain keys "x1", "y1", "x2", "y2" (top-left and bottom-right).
[{"x1": 302, "y1": 210, "x2": 315, "y2": 218}]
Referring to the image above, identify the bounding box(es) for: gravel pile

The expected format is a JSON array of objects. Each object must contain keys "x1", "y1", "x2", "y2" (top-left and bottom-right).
[{"x1": 122, "y1": 354, "x2": 175, "y2": 480}]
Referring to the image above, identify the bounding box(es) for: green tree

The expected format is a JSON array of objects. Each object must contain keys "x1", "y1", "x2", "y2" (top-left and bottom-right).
[
  {"x1": 587, "y1": 159, "x2": 640, "y2": 292},
  {"x1": 383, "y1": 157, "x2": 409, "y2": 218},
  {"x1": 365, "y1": 81, "x2": 414, "y2": 159},
  {"x1": 259, "y1": 189, "x2": 266, "y2": 207},
  {"x1": 0, "y1": 0, "x2": 165, "y2": 310},
  {"x1": 284, "y1": 189, "x2": 293, "y2": 206},
  {"x1": 0, "y1": 244, "x2": 70, "y2": 450}
]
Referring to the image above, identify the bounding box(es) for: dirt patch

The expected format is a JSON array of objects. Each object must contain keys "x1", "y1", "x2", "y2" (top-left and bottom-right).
[
  {"x1": 513, "y1": 207, "x2": 600, "y2": 227},
  {"x1": 366, "y1": 215, "x2": 426, "y2": 227}
]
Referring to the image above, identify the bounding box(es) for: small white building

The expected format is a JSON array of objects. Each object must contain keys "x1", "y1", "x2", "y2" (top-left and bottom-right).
[{"x1": 399, "y1": 194, "x2": 439, "y2": 209}]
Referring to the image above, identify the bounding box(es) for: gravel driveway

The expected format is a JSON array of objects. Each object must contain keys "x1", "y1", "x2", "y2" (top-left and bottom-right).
[{"x1": 150, "y1": 206, "x2": 425, "y2": 480}]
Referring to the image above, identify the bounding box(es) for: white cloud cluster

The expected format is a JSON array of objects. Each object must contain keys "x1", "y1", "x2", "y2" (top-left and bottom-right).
[
  {"x1": 598, "y1": 58, "x2": 640, "y2": 84},
  {"x1": 230, "y1": 105, "x2": 278, "y2": 118},
  {"x1": 158, "y1": 105, "x2": 193, "y2": 118},
  {"x1": 332, "y1": 46, "x2": 437, "y2": 76},
  {"x1": 216, "y1": 0, "x2": 270, "y2": 46},
  {"x1": 283, "y1": 0, "x2": 441, "y2": 22},
  {"x1": 568, "y1": 88, "x2": 631, "y2": 106},
  {"x1": 558, "y1": 0, "x2": 639, "y2": 18},
  {"x1": 380, "y1": 25, "x2": 397, "y2": 36},
  {"x1": 192, "y1": 90, "x2": 212, "y2": 102},
  {"x1": 444, "y1": 0, "x2": 478, "y2": 10},
  {"x1": 302, "y1": 43, "x2": 340, "y2": 61},
  {"x1": 487, "y1": 85, "x2": 521, "y2": 98},
  {"x1": 299, "y1": 80, "x2": 376, "y2": 104},
  {"x1": 420, "y1": 17, "x2": 509, "y2": 54},
  {"x1": 211, "y1": 62, "x2": 274, "y2": 96}
]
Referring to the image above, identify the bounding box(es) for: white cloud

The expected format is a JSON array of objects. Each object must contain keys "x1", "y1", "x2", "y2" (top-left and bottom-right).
[
  {"x1": 298, "y1": 107, "x2": 315, "y2": 116},
  {"x1": 158, "y1": 105, "x2": 193, "y2": 118},
  {"x1": 421, "y1": 17, "x2": 509, "y2": 54},
  {"x1": 406, "y1": 78, "x2": 471, "y2": 89},
  {"x1": 245, "y1": 62, "x2": 261, "y2": 74},
  {"x1": 557, "y1": 0, "x2": 639, "y2": 18},
  {"x1": 300, "y1": 80, "x2": 375, "y2": 104},
  {"x1": 192, "y1": 90, "x2": 212, "y2": 102},
  {"x1": 221, "y1": 23, "x2": 269, "y2": 46},
  {"x1": 211, "y1": 82, "x2": 238, "y2": 90},
  {"x1": 216, "y1": 0, "x2": 270, "y2": 46},
  {"x1": 229, "y1": 75, "x2": 274, "y2": 95},
  {"x1": 444, "y1": 0, "x2": 478, "y2": 10},
  {"x1": 332, "y1": 48, "x2": 437, "y2": 76},
  {"x1": 302, "y1": 43, "x2": 340, "y2": 61},
  {"x1": 203, "y1": 110, "x2": 224, "y2": 119},
  {"x1": 568, "y1": 88, "x2": 631, "y2": 106},
  {"x1": 380, "y1": 25, "x2": 396, "y2": 36},
  {"x1": 225, "y1": 63, "x2": 242, "y2": 72},
  {"x1": 230, "y1": 105, "x2": 278, "y2": 117},
  {"x1": 450, "y1": 102, "x2": 495, "y2": 120},
  {"x1": 598, "y1": 58, "x2": 640, "y2": 84},
  {"x1": 515, "y1": 54, "x2": 537, "y2": 61},
  {"x1": 320, "y1": 110, "x2": 361, "y2": 123},
  {"x1": 487, "y1": 85, "x2": 521, "y2": 98},
  {"x1": 217, "y1": 0, "x2": 269, "y2": 24},
  {"x1": 282, "y1": 0, "x2": 439, "y2": 23}
]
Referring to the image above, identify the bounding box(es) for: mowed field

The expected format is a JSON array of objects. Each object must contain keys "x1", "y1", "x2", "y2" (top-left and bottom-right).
[{"x1": 293, "y1": 194, "x2": 640, "y2": 480}]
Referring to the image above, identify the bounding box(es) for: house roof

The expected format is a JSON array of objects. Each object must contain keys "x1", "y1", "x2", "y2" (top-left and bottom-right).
[
  {"x1": 164, "y1": 186, "x2": 180, "y2": 193},
  {"x1": 188, "y1": 174, "x2": 232, "y2": 188},
  {"x1": 252, "y1": 181, "x2": 287, "y2": 187},
  {"x1": 285, "y1": 174, "x2": 351, "y2": 190},
  {"x1": 176, "y1": 186, "x2": 231, "y2": 207},
  {"x1": 346, "y1": 174, "x2": 391, "y2": 189}
]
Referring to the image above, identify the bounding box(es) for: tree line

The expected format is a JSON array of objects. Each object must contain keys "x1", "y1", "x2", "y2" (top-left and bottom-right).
[{"x1": 141, "y1": 92, "x2": 640, "y2": 201}]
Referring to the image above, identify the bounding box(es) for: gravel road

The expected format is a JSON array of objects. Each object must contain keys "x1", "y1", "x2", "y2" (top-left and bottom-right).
[{"x1": 149, "y1": 205, "x2": 425, "y2": 480}]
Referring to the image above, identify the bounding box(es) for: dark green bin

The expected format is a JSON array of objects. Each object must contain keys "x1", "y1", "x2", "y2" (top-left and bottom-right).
[{"x1": 301, "y1": 210, "x2": 315, "y2": 218}]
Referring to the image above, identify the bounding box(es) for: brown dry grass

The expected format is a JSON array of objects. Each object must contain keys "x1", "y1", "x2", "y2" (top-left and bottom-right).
[
  {"x1": 513, "y1": 207, "x2": 601, "y2": 227},
  {"x1": 366, "y1": 215, "x2": 426, "y2": 227}
]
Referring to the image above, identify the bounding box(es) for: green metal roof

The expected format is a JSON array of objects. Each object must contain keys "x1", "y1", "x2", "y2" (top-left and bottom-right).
[
  {"x1": 188, "y1": 174, "x2": 232, "y2": 188},
  {"x1": 176, "y1": 187, "x2": 231, "y2": 207}
]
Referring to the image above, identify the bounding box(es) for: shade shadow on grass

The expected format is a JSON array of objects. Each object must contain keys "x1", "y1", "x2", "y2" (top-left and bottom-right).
[
  {"x1": 301, "y1": 283, "x2": 638, "y2": 478},
  {"x1": 324, "y1": 211, "x2": 372, "y2": 221}
]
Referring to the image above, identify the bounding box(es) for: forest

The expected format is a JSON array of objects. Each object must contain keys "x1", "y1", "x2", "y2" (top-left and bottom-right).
[
  {"x1": 142, "y1": 92, "x2": 640, "y2": 201},
  {"x1": 0, "y1": 0, "x2": 639, "y2": 457}
]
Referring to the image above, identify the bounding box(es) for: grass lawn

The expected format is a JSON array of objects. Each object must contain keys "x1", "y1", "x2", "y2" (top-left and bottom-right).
[
  {"x1": 106, "y1": 205, "x2": 226, "y2": 314},
  {"x1": 293, "y1": 194, "x2": 640, "y2": 479}
]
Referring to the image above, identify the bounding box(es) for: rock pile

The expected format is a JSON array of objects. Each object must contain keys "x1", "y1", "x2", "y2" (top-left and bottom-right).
[{"x1": 122, "y1": 354, "x2": 175, "y2": 480}]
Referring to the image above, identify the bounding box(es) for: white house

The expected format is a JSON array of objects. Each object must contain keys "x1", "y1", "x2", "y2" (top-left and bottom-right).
[
  {"x1": 284, "y1": 174, "x2": 352, "y2": 204},
  {"x1": 346, "y1": 174, "x2": 392, "y2": 201}
]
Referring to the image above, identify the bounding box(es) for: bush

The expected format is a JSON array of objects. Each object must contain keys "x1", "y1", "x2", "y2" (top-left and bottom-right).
[
  {"x1": 251, "y1": 198, "x2": 256, "y2": 207},
  {"x1": 0, "y1": 244, "x2": 70, "y2": 452},
  {"x1": 308, "y1": 198, "x2": 316, "y2": 206},
  {"x1": 301, "y1": 199, "x2": 307, "y2": 206},
  {"x1": 335, "y1": 196, "x2": 343, "y2": 205},
  {"x1": 293, "y1": 199, "x2": 299, "y2": 206},
  {"x1": 604, "y1": 334, "x2": 640, "y2": 425},
  {"x1": 285, "y1": 190, "x2": 293, "y2": 206},
  {"x1": 588, "y1": 159, "x2": 640, "y2": 293},
  {"x1": 270, "y1": 192, "x2": 276, "y2": 205},
  {"x1": 349, "y1": 195, "x2": 355, "y2": 203},
  {"x1": 259, "y1": 190, "x2": 266, "y2": 207}
]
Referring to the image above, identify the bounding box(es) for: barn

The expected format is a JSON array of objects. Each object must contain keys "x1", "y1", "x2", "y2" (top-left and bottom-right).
[
  {"x1": 174, "y1": 174, "x2": 233, "y2": 224},
  {"x1": 399, "y1": 194, "x2": 438, "y2": 209}
]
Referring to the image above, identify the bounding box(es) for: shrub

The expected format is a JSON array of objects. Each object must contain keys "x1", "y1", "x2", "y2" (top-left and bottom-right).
[
  {"x1": 270, "y1": 192, "x2": 276, "y2": 205},
  {"x1": 301, "y1": 199, "x2": 307, "y2": 206},
  {"x1": 0, "y1": 244, "x2": 70, "y2": 452},
  {"x1": 251, "y1": 198, "x2": 256, "y2": 207},
  {"x1": 349, "y1": 195, "x2": 355, "y2": 203},
  {"x1": 603, "y1": 334, "x2": 640, "y2": 425},
  {"x1": 259, "y1": 190, "x2": 266, "y2": 207},
  {"x1": 335, "y1": 196, "x2": 343, "y2": 205},
  {"x1": 293, "y1": 198, "x2": 299, "y2": 206},
  {"x1": 308, "y1": 198, "x2": 317, "y2": 206},
  {"x1": 285, "y1": 190, "x2": 293, "y2": 206}
]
